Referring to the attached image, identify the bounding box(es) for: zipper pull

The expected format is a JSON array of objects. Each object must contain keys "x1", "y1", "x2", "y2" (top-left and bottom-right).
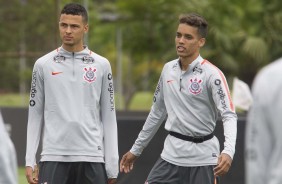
[{"x1": 179, "y1": 76, "x2": 183, "y2": 91}]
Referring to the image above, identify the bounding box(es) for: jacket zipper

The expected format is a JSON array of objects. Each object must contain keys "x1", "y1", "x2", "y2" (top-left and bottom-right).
[
  {"x1": 72, "y1": 52, "x2": 75, "y2": 78},
  {"x1": 179, "y1": 75, "x2": 183, "y2": 91}
]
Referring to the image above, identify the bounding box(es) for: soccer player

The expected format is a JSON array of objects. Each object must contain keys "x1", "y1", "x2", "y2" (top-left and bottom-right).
[
  {"x1": 245, "y1": 57, "x2": 282, "y2": 184},
  {"x1": 25, "y1": 3, "x2": 118, "y2": 184},
  {"x1": 0, "y1": 111, "x2": 17, "y2": 184},
  {"x1": 120, "y1": 13, "x2": 237, "y2": 184}
]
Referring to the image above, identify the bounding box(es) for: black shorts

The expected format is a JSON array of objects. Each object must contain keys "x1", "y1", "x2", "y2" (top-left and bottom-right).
[
  {"x1": 146, "y1": 157, "x2": 219, "y2": 184},
  {"x1": 38, "y1": 161, "x2": 108, "y2": 184}
]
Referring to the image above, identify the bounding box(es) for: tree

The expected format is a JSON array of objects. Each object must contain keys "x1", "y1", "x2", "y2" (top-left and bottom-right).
[
  {"x1": 1, "y1": 0, "x2": 282, "y2": 109},
  {"x1": 115, "y1": 0, "x2": 189, "y2": 108}
]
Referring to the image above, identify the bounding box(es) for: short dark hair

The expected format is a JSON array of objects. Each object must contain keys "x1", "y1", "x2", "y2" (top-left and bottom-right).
[
  {"x1": 179, "y1": 13, "x2": 208, "y2": 38},
  {"x1": 61, "y1": 3, "x2": 88, "y2": 23}
]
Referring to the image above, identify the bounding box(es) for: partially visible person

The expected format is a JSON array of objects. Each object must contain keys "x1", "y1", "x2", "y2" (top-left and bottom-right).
[
  {"x1": 0, "y1": 110, "x2": 18, "y2": 184},
  {"x1": 120, "y1": 13, "x2": 237, "y2": 184},
  {"x1": 25, "y1": 3, "x2": 118, "y2": 184},
  {"x1": 245, "y1": 57, "x2": 282, "y2": 184}
]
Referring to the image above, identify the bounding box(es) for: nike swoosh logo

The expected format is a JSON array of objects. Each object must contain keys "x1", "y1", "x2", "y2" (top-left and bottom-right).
[
  {"x1": 52, "y1": 72, "x2": 63, "y2": 75},
  {"x1": 167, "y1": 80, "x2": 175, "y2": 83}
]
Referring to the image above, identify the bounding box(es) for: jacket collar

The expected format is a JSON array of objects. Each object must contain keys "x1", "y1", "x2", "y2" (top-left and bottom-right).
[{"x1": 57, "y1": 46, "x2": 91, "y2": 58}]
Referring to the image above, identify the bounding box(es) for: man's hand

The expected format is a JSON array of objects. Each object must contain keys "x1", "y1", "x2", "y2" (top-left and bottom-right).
[
  {"x1": 214, "y1": 153, "x2": 232, "y2": 176},
  {"x1": 108, "y1": 178, "x2": 117, "y2": 184},
  {"x1": 25, "y1": 165, "x2": 39, "y2": 184},
  {"x1": 119, "y1": 151, "x2": 138, "y2": 173}
]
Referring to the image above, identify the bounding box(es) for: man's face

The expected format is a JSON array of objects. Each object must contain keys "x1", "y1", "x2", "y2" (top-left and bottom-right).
[
  {"x1": 175, "y1": 23, "x2": 205, "y2": 59},
  {"x1": 59, "y1": 14, "x2": 88, "y2": 49}
]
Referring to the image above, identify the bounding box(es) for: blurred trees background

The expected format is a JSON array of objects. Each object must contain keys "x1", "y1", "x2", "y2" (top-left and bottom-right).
[{"x1": 1, "y1": 0, "x2": 282, "y2": 109}]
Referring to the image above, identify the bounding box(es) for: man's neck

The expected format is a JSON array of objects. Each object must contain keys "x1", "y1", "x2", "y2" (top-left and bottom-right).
[
  {"x1": 179, "y1": 56, "x2": 197, "y2": 71},
  {"x1": 62, "y1": 44, "x2": 84, "y2": 53}
]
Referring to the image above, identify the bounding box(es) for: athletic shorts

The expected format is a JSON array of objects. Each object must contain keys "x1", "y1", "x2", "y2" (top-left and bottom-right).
[
  {"x1": 38, "y1": 161, "x2": 108, "y2": 184},
  {"x1": 145, "y1": 157, "x2": 219, "y2": 184}
]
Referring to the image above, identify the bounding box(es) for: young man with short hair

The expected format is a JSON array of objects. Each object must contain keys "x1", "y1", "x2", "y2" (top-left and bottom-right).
[
  {"x1": 25, "y1": 3, "x2": 118, "y2": 184},
  {"x1": 120, "y1": 13, "x2": 237, "y2": 184}
]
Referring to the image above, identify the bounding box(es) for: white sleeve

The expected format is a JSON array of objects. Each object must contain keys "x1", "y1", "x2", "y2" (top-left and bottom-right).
[
  {"x1": 0, "y1": 112, "x2": 18, "y2": 184},
  {"x1": 100, "y1": 60, "x2": 119, "y2": 178},
  {"x1": 25, "y1": 61, "x2": 44, "y2": 169},
  {"x1": 245, "y1": 72, "x2": 272, "y2": 184},
  {"x1": 130, "y1": 70, "x2": 167, "y2": 156},
  {"x1": 210, "y1": 71, "x2": 237, "y2": 159}
]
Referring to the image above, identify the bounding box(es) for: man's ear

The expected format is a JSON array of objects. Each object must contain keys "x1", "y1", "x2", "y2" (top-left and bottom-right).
[
  {"x1": 84, "y1": 24, "x2": 89, "y2": 33},
  {"x1": 199, "y1": 38, "x2": 206, "y2": 47}
]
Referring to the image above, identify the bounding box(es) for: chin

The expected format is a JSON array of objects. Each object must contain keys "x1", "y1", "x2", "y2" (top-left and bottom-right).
[
  {"x1": 64, "y1": 42, "x2": 74, "y2": 46},
  {"x1": 177, "y1": 53, "x2": 187, "y2": 57}
]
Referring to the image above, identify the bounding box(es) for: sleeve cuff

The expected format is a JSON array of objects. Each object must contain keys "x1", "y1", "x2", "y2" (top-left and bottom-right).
[{"x1": 221, "y1": 150, "x2": 235, "y2": 160}]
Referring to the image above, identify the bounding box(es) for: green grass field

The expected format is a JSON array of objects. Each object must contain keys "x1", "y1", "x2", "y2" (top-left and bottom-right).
[
  {"x1": 0, "y1": 93, "x2": 30, "y2": 107},
  {"x1": 18, "y1": 167, "x2": 26, "y2": 184},
  {"x1": 0, "y1": 92, "x2": 153, "y2": 110},
  {"x1": 128, "y1": 91, "x2": 153, "y2": 110}
]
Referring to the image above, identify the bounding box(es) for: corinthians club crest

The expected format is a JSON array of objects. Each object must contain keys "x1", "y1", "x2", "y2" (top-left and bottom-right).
[
  {"x1": 188, "y1": 77, "x2": 203, "y2": 95},
  {"x1": 83, "y1": 67, "x2": 97, "y2": 83}
]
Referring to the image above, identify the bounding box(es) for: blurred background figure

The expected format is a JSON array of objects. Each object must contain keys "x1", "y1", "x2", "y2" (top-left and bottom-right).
[
  {"x1": 245, "y1": 57, "x2": 282, "y2": 184},
  {"x1": 0, "y1": 110, "x2": 18, "y2": 184}
]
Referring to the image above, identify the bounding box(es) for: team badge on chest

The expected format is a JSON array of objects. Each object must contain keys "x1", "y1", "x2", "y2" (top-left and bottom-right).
[
  {"x1": 83, "y1": 67, "x2": 97, "y2": 83},
  {"x1": 188, "y1": 77, "x2": 203, "y2": 95}
]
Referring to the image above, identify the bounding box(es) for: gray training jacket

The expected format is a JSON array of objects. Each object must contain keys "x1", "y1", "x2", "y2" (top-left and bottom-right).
[
  {"x1": 245, "y1": 58, "x2": 282, "y2": 184},
  {"x1": 0, "y1": 111, "x2": 17, "y2": 184},
  {"x1": 131, "y1": 55, "x2": 237, "y2": 166},
  {"x1": 25, "y1": 46, "x2": 119, "y2": 178}
]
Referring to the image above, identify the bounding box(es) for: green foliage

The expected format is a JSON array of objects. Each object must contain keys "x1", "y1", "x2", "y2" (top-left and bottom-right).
[
  {"x1": 1, "y1": 0, "x2": 282, "y2": 108},
  {"x1": 0, "y1": 59, "x2": 20, "y2": 92},
  {"x1": 117, "y1": 0, "x2": 178, "y2": 59},
  {"x1": 0, "y1": 0, "x2": 22, "y2": 51}
]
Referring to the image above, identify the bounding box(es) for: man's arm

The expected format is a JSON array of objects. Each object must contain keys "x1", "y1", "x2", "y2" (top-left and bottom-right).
[
  {"x1": 25, "y1": 61, "x2": 44, "y2": 183},
  {"x1": 100, "y1": 60, "x2": 119, "y2": 180},
  {"x1": 210, "y1": 71, "x2": 237, "y2": 176},
  {"x1": 120, "y1": 68, "x2": 167, "y2": 173}
]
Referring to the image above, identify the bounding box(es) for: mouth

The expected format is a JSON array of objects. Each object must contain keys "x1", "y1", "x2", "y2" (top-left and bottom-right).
[
  {"x1": 177, "y1": 46, "x2": 185, "y2": 52},
  {"x1": 64, "y1": 36, "x2": 73, "y2": 40}
]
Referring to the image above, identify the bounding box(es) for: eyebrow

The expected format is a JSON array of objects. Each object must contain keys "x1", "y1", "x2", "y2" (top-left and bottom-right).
[
  {"x1": 59, "y1": 22, "x2": 80, "y2": 26},
  {"x1": 176, "y1": 32, "x2": 193, "y2": 37}
]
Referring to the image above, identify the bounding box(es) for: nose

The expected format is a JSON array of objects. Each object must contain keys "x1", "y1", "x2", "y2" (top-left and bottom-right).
[
  {"x1": 179, "y1": 36, "x2": 185, "y2": 43},
  {"x1": 65, "y1": 25, "x2": 72, "y2": 34}
]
